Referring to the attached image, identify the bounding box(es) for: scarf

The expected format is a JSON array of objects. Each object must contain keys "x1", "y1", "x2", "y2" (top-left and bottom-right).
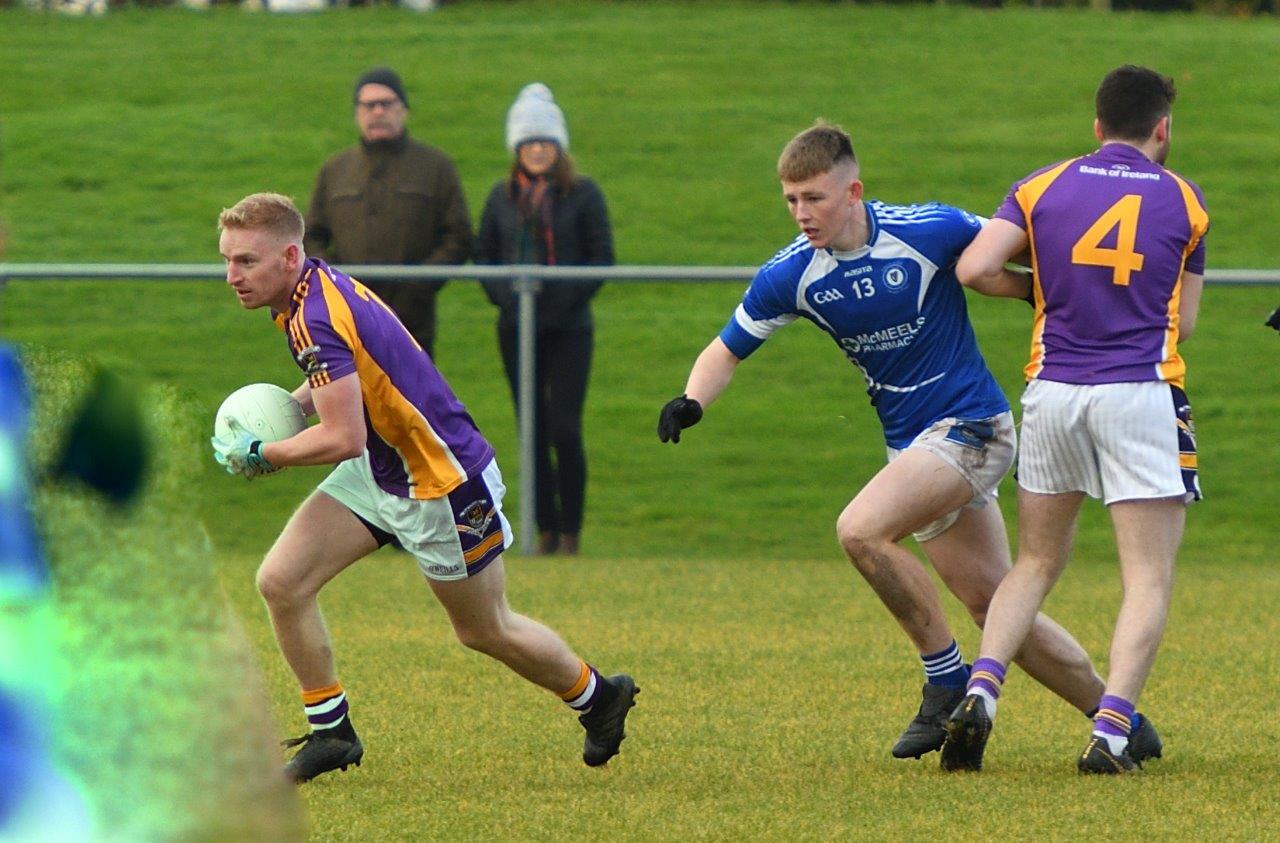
[{"x1": 515, "y1": 170, "x2": 556, "y2": 266}]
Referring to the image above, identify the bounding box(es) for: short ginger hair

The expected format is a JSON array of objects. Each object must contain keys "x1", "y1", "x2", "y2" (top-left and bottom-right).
[
  {"x1": 777, "y1": 121, "x2": 858, "y2": 183},
  {"x1": 217, "y1": 193, "x2": 305, "y2": 243}
]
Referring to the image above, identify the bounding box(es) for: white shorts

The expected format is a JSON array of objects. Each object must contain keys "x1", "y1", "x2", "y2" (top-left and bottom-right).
[
  {"x1": 1017, "y1": 379, "x2": 1201, "y2": 505},
  {"x1": 887, "y1": 411, "x2": 1016, "y2": 543},
  {"x1": 318, "y1": 452, "x2": 513, "y2": 581}
]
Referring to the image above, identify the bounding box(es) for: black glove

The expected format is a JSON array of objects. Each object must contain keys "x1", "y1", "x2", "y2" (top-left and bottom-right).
[
  {"x1": 1266, "y1": 307, "x2": 1280, "y2": 332},
  {"x1": 658, "y1": 395, "x2": 703, "y2": 443}
]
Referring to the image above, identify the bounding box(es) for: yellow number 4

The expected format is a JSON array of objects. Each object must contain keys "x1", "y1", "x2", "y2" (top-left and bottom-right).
[{"x1": 1071, "y1": 194, "x2": 1145, "y2": 286}]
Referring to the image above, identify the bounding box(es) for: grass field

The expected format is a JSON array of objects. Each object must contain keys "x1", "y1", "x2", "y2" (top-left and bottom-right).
[{"x1": 4, "y1": 2, "x2": 1280, "y2": 839}]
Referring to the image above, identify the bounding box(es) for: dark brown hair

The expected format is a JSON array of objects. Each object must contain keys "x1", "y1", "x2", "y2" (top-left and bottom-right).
[
  {"x1": 507, "y1": 148, "x2": 577, "y2": 197},
  {"x1": 1096, "y1": 65, "x2": 1177, "y2": 142}
]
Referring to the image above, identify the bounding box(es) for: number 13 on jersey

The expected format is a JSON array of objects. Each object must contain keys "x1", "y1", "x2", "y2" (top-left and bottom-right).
[{"x1": 1071, "y1": 194, "x2": 1145, "y2": 286}]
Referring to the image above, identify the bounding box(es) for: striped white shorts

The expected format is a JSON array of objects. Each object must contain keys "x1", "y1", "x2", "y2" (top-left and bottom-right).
[{"x1": 1017, "y1": 379, "x2": 1200, "y2": 505}]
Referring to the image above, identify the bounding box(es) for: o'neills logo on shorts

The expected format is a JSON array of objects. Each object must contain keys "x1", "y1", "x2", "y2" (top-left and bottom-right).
[{"x1": 427, "y1": 563, "x2": 461, "y2": 576}]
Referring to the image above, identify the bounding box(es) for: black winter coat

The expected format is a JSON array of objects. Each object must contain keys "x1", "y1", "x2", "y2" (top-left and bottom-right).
[{"x1": 476, "y1": 176, "x2": 614, "y2": 332}]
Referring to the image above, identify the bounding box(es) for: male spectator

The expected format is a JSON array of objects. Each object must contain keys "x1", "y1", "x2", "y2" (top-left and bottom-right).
[
  {"x1": 305, "y1": 67, "x2": 471, "y2": 357},
  {"x1": 946, "y1": 65, "x2": 1206, "y2": 774}
]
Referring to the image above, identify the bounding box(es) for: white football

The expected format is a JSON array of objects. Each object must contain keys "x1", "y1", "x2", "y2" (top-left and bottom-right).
[{"x1": 214, "y1": 383, "x2": 307, "y2": 444}]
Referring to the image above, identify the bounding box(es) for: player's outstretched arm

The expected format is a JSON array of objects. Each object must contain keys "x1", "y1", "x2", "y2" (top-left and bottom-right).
[
  {"x1": 658, "y1": 338, "x2": 742, "y2": 443},
  {"x1": 957, "y1": 219, "x2": 1033, "y2": 299},
  {"x1": 684, "y1": 337, "x2": 742, "y2": 407},
  {"x1": 261, "y1": 373, "x2": 366, "y2": 467}
]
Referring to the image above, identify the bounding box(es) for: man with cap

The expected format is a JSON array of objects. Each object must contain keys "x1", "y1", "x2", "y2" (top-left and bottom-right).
[{"x1": 305, "y1": 67, "x2": 471, "y2": 358}]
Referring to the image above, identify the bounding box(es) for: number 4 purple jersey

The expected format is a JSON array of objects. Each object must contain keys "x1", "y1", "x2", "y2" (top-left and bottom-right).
[{"x1": 994, "y1": 143, "x2": 1209, "y2": 387}]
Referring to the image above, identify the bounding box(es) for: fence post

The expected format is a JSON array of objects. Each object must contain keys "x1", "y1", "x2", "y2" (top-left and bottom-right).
[{"x1": 514, "y1": 271, "x2": 539, "y2": 556}]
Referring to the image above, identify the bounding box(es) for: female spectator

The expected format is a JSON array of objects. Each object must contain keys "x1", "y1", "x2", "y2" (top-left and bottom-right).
[{"x1": 477, "y1": 84, "x2": 614, "y2": 556}]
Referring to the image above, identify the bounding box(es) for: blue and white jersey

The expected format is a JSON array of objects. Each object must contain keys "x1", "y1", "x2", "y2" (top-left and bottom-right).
[
  {"x1": 719, "y1": 200, "x2": 1009, "y2": 449},
  {"x1": 0, "y1": 346, "x2": 47, "y2": 600}
]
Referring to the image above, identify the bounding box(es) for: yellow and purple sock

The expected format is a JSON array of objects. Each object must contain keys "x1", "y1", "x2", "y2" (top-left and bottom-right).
[
  {"x1": 922, "y1": 639, "x2": 970, "y2": 687},
  {"x1": 966, "y1": 657, "x2": 1006, "y2": 718},
  {"x1": 559, "y1": 661, "x2": 603, "y2": 714},
  {"x1": 1092, "y1": 695, "x2": 1134, "y2": 755},
  {"x1": 302, "y1": 681, "x2": 350, "y2": 733}
]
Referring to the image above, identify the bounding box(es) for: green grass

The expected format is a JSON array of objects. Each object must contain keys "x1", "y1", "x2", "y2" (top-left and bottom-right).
[{"x1": 4, "y1": 2, "x2": 1280, "y2": 839}]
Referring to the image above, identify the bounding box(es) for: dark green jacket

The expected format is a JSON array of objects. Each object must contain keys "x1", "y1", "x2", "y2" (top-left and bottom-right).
[
  {"x1": 305, "y1": 133, "x2": 471, "y2": 270},
  {"x1": 304, "y1": 133, "x2": 472, "y2": 352}
]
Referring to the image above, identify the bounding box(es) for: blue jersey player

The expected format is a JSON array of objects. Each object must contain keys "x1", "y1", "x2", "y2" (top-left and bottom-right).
[{"x1": 658, "y1": 122, "x2": 1161, "y2": 763}]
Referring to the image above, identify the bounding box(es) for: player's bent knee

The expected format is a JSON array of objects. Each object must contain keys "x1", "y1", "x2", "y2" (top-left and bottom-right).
[
  {"x1": 836, "y1": 518, "x2": 885, "y2": 564},
  {"x1": 452, "y1": 621, "x2": 509, "y2": 657},
  {"x1": 255, "y1": 559, "x2": 308, "y2": 607},
  {"x1": 952, "y1": 586, "x2": 995, "y2": 624}
]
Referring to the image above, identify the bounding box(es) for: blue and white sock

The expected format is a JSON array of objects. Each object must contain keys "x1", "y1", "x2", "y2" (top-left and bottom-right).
[{"x1": 922, "y1": 640, "x2": 970, "y2": 688}]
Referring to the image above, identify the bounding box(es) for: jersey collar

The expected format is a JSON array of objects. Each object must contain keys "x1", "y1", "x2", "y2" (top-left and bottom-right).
[
  {"x1": 1097, "y1": 142, "x2": 1154, "y2": 164},
  {"x1": 827, "y1": 200, "x2": 879, "y2": 261},
  {"x1": 272, "y1": 260, "x2": 316, "y2": 327}
]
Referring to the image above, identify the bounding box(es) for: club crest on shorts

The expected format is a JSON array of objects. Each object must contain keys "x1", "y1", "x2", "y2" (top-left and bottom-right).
[
  {"x1": 458, "y1": 500, "x2": 495, "y2": 537},
  {"x1": 295, "y1": 344, "x2": 328, "y2": 377}
]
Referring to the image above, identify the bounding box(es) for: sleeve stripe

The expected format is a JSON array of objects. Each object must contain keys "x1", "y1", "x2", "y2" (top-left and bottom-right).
[{"x1": 734, "y1": 303, "x2": 796, "y2": 339}]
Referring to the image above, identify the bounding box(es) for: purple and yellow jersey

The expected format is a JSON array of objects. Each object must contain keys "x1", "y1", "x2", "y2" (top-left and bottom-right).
[
  {"x1": 994, "y1": 143, "x2": 1208, "y2": 387},
  {"x1": 274, "y1": 258, "x2": 495, "y2": 500}
]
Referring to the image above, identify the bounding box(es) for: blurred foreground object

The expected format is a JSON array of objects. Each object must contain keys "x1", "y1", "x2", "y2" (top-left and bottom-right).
[
  {"x1": 53, "y1": 368, "x2": 148, "y2": 505},
  {"x1": 17, "y1": 350, "x2": 306, "y2": 840},
  {"x1": 1, "y1": 345, "x2": 95, "y2": 840}
]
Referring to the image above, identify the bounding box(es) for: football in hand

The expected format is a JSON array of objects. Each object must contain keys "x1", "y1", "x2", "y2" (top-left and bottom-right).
[{"x1": 214, "y1": 383, "x2": 307, "y2": 445}]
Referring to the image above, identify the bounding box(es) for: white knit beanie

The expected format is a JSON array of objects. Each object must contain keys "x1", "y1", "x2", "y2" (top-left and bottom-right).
[{"x1": 505, "y1": 83, "x2": 569, "y2": 153}]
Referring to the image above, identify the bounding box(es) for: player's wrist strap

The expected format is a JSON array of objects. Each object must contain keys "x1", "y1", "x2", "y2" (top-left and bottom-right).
[{"x1": 248, "y1": 440, "x2": 273, "y2": 468}]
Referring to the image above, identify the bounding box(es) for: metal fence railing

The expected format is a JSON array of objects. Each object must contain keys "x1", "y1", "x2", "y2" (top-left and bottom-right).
[{"x1": 3, "y1": 263, "x2": 1277, "y2": 553}]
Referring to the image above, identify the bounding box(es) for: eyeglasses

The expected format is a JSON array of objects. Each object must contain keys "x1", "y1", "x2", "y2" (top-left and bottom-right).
[{"x1": 357, "y1": 98, "x2": 401, "y2": 112}]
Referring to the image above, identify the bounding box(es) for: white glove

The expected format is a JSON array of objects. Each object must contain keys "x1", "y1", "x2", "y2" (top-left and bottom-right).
[{"x1": 211, "y1": 419, "x2": 277, "y2": 480}]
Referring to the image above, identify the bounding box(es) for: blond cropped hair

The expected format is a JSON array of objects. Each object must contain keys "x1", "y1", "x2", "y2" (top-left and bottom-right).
[
  {"x1": 217, "y1": 193, "x2": 305, "y2": 243},
  {"x1": 777, "y1": 121, "x2": 858, "y2": 183}
]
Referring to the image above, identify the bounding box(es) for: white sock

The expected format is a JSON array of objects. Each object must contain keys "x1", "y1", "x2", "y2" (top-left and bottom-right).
[
  {"x1": 970, "y1": 686, "x2": 998, "y2": 720},
  {"x1": 1093, "y1": 729, "x2": 1128, "y2": 755}
]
